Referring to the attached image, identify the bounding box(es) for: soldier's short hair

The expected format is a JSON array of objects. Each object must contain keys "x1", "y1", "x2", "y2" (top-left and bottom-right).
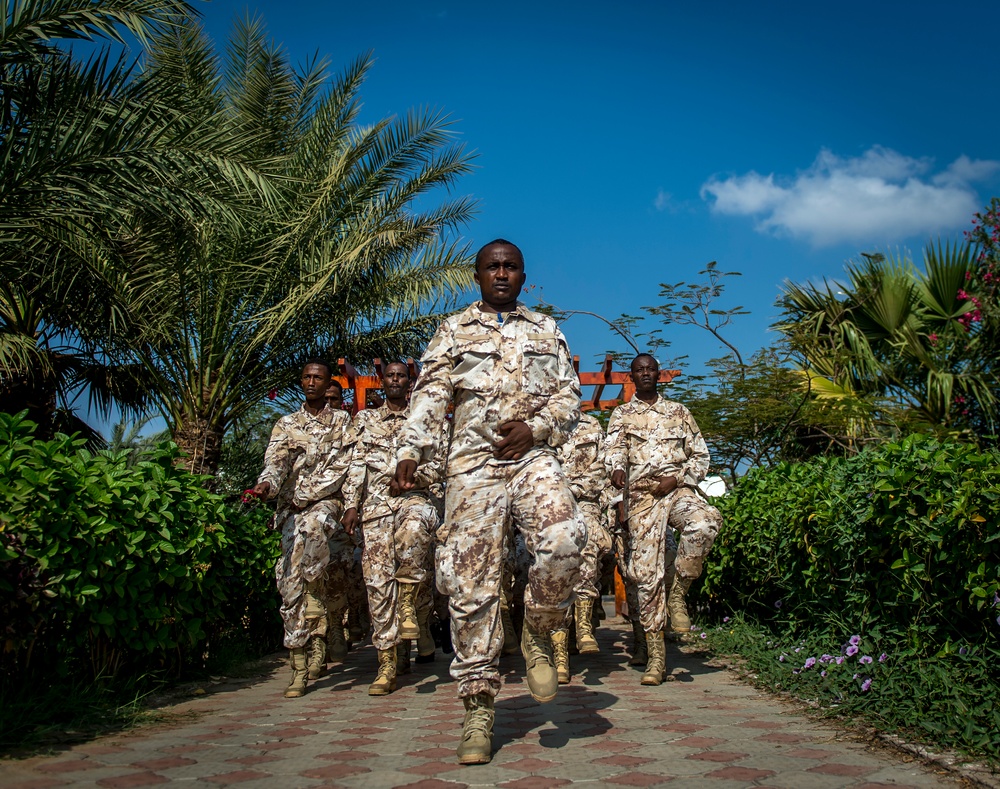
[
  {"x1": 382, "y1": 360, "x2": 411, "y2": 379},
  {"x1": 327, "y1": 379, "x2": 343, "y2": 394},
  {"x1": 302, "y1": 357, "x2": 332, "y2": 376},
  {"x1": 631, "y1": 353, "x2": 659, "y2": 371},
  {"x1": 475, "y1": 238, "x2": 524, "y2": 269}
]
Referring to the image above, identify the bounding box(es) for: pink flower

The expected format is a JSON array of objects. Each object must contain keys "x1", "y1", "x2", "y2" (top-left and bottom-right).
[
  {"x1": 928, "y1": 333, "x2": 938, "y2": 345},
  {"x1": 861, "y1": 678, "x2": 872, "y2": 692},
  {"x1": 267, "y1": 389, "x2": 278, "y2": 400}
]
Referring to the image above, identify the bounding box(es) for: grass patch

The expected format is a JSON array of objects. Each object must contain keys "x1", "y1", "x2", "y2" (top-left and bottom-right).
[{"x1": 700, "y1": 613, "x2": 1000, "y2": 766}]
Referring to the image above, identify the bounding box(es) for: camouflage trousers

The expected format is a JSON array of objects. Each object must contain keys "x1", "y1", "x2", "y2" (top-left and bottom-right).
[
  {"x1": 626, "y1": 487, "x2": 721, "y2": 632},
  {"x1": 575, "y1": 499, "x2": 612, "y2": 601},
  {"x1": 437, "y1": 454, "x2": 586, "y2": 698},
  {"x1": 275, "y1": 499, "x2": 348, "y2": 649},
  {"x1": 362, "y1": 494, "x2": 438, "y2": 651}
]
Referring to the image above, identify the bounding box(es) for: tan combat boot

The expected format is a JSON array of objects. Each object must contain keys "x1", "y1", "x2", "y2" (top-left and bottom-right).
[
  {"x1": 284, "y1": 648, "x2": 308, "y2": 698},
  {"x1": 456, "y1": 693, "x2": 494, "y2": 765},
  {"x1": 306, "y1": 635, "x2": 327, "y2": 680},
  {"x1": 629, "y1": 619, "x2": 648, "y2": 666},
  {"x1": 368, "y1": 648, "x2": 397, "y2": 696},
  {"x1": 521, "y1": 619, "x2": 558, "y2": 703},
  {"x1": 641, "y1": 630, "x2": 666, "y2": 685},
  {"x1": 667, "y1": 576, "x2": 694, "y2": 633},
  {"x1": 500, "y1": 598, "x2": 519, "y2": 655},
  {"x1": 397, "y1": 582, "x2": 420, "y2": 640},
  {"x1": 551, "y1": 629, "x2": 570, "y2": 684},
  {"x1": 327, "y1": 615, "x2": 349, "y2": 663},
  {"x1": 416, "y1": 600, "x2": 436, "y2": 663},
  {"x1": 396, "y1": 639, "x2": 412, "y2": 675},
  {"x1": 574, "y1": 599, "x2": 600, "y2": 654}
]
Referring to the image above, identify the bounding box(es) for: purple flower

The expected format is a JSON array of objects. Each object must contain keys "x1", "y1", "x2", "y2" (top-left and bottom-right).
[
  {"x1": 723, "y1": 616, "x2": 730, "y2": 623},
  {"x1": 878, "y1": 653, "x2": 888, "y2": 663},
  {"x1": 820, "y1": 654, "x2": 834, "y2": 664},
  {"x1": 700, "y1": 633, "x2": 707, "y2": 640},
  {"x1": 849, "y1": 635, "x2": 861, "y2": 646},
  {"x1": 792, "y1": 668, "x2": 801, "y2": 675},
  {"x1": 774, "y1": 600, "x2": 783, "y2": 609},
  {"x1": 778, "y1": 654, "x2": 786, "y2": 662},
  {"x1": 820, "y1": 670, "x2": 827, "y2": 678},
  {"x1": 859, "y1": 655, "x2": 873, "y2": 665},
  {"x1": 804, "y1": 657, "x2": 817, "y2": 669},
  {"x1": 959, "y1": 646, "x2": 968, "y2": 655},
  {"x1": 861, "y1": 678, "x2": 872, "y2": 692},
  {"x1": 852, "y1": 673, "x2": 859, "y2": 680},
  {"x1": 794, "y1": 647, "x2": 802, "y2": 653},
  {"x1": 835, "y1": 656, "x2": 845, "y2": 665},
  {"x1": 846, "y1": 645, "x2": 859, "y2": 657}
]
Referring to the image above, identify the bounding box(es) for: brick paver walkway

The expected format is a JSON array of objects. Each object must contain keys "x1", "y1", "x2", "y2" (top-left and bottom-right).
[{"x1": 2, "y1": 606, "x2": 959, "y2": 789}]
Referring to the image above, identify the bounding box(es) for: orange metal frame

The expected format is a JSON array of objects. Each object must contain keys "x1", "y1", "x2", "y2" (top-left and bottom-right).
[{"x1": 334, "y1": 354, "x2": 680, "y2": 415}]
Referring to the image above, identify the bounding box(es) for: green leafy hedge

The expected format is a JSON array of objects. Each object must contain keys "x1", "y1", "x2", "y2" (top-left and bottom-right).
[
  {"x1": 700, "y1": 434, "x2": 1000, "y2": 649},
  {"x1": 0, "y1": 412, "x2": 281, "y2": 691}
]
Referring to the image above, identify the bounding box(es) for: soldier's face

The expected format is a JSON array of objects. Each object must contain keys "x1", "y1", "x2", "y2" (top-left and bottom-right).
[
  {"x1": 326, "y1": 386, "x2": 344, "y2": 410},
  {"x1": 301, "y1": 364, "x2": 331, "y2": 400},
  {"x1": 475, "y1": 244, "x2": 526, "y2": 310},
  {"x1": 381, "y1": 363, "x2": 411, "y2": 399},
  {"x1": 630, "y1": 357, "x2": 659, "y2": 392}
]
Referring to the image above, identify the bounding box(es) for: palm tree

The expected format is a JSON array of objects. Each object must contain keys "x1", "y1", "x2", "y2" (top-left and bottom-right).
[
  {"x1": 127, "y1": 17, "x2": 477, "y2": 474},
  {"x1": 777, "y1": 243, "x2": 996, "y2": 437},
  {"x1": 0, "y1": 0, "x2": 279, "y2": 436}
]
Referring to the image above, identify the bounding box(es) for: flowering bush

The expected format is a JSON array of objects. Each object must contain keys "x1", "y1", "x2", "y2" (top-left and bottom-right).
[{"x1": 699, "y1": 434, "x2": 1000, "y2": 649}]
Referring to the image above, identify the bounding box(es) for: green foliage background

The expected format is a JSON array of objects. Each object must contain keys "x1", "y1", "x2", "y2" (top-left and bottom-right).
[
  {"x1": 0, "y1": 412, "x2": 281, "y2": 739},
  {"x1": 696, "y1": 436, "x2": 1000, "y2": 757}
]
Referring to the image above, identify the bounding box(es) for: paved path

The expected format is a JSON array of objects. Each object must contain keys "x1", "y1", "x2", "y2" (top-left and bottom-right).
[{"x1": 2, "y1": 608, "x2": 959, "y2": 789}]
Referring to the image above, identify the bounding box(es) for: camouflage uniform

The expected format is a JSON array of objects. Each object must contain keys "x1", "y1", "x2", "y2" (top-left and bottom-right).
[
  {"x1": 257, "y1": 404, "x2": 354, "y2": 649},
  {"x1": 605, "y1": 397, "x2": 721, "y2": 633},
  {"x1": 398, "y1": 301, "x2": 586, "y2": 698},
  {"x1": 343, "y1": 404, "x2": 442, "y2": 652},
  {"x1": 557, "y1": 413, "x2": 612, "y2": 602}
]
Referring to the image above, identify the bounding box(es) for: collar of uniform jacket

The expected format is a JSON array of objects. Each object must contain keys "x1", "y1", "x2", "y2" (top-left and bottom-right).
[{"x1": 459, "y1": 300, "x2": 546, "y2": 328}]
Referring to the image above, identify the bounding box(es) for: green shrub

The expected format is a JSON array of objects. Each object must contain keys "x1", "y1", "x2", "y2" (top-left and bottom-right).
[
  {"x1": 699, "y1": 434, "x2": 1000, "y2": 650},
  {"x1": 0, "y1": 412, "x2": 281, "y2": 692}
]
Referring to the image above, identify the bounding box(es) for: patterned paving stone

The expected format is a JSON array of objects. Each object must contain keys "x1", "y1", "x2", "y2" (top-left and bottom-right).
[{"x1": 0, "y1": 611, "x2": 965, "y2": 789}]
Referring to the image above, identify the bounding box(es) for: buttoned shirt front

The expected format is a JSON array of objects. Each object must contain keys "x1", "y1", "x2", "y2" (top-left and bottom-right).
[
  {"x1": 605, "y1": 396, "x2": 710, "y2": 490},
  {"x1": 257, "y1": 403, "x2": 354, "y2": 510},
  {"x1": 342, "y1": 403, "x2": 442, "y2": 522},
  {"x1": 398, "y1": 301, "x2": 581, "y2": 477}
]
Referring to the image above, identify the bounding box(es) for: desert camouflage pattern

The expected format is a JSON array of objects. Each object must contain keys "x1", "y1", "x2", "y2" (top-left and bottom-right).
[
  {"x1": 397, "y1": 301, "x2": 581, "y2": 476},
  {"x1": 605, "y1": 396, "x2": 722, "y2": 630},
  {"x1": 437, "y1": 454, "x2": 586, "y2": 697},
  {"x1": 558, "y1": 414, "x2": 612, "y2": 600},
  {"x1": 342, "y1": 404, "x2": 442, "y2": 650},
  {"x1": 576, "y1": 499, "x2": 612, "y2": 600},
  {"x1": 258, "y1": 404, "x2": 355, "y2": 648},
  {"x1": 557, "y1": 413, "x2": 607, "y2": 502}
]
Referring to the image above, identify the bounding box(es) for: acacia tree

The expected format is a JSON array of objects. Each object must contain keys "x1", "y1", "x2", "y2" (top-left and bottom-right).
[{"x1": 128, "y1": 18, "x2": 477, "y2": 474}]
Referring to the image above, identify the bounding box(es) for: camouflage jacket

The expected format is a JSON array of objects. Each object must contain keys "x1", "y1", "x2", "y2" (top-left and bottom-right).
[
  {"x1": 342, "y1": 403, "x2": 442, "y2": 522},
  {"x1": 257, "y1": 404, "x2": 354, "y2": 510},
  {"x1": 557, "y1": 412, "x2": 607, "y2": 503},
  {"x1": 605, "y1": 396, "x2": 710, "y2": 491},
  {"x1": 398, "y1": 301, "x2": 581, "y2": 476}
]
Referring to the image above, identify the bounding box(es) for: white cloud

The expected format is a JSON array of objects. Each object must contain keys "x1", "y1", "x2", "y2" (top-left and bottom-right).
[
  {"x1": 700, "y1": 146, "x2": 998, "y2": 246},
  {"x1": 654, "y1": 189, "x2": 674, "y2": 211}
]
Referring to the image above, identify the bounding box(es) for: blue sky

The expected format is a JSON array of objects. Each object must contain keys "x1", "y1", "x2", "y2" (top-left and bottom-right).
[{"x1": 123, "y1": 1, "x2": 1000, "y2": 423}]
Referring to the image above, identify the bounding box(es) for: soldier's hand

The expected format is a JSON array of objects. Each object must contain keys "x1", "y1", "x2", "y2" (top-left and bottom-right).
[
  {"x1": 494, "y1": 420, "x2": 533, "y2": 460},
  {"x1": 342, "y1": 507, "x2": 359, "y2": 536},
  {"x1": 252, "y1": 481, "x2": 271, "y2": 499},
  {"x1": 394, "y1": 459, "x2": 418, "y2": 492},
  {"x1": 652, "y1": 475, "x2": 678, "y2": 497},
  {"x1": 611, "y1": 470, "x2": 626, "y2": 489}
]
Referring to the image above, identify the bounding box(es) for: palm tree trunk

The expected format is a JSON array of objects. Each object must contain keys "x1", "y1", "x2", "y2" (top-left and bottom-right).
[{"x1": 172, "y1": 413, "x2": 225, "y2": 477}]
